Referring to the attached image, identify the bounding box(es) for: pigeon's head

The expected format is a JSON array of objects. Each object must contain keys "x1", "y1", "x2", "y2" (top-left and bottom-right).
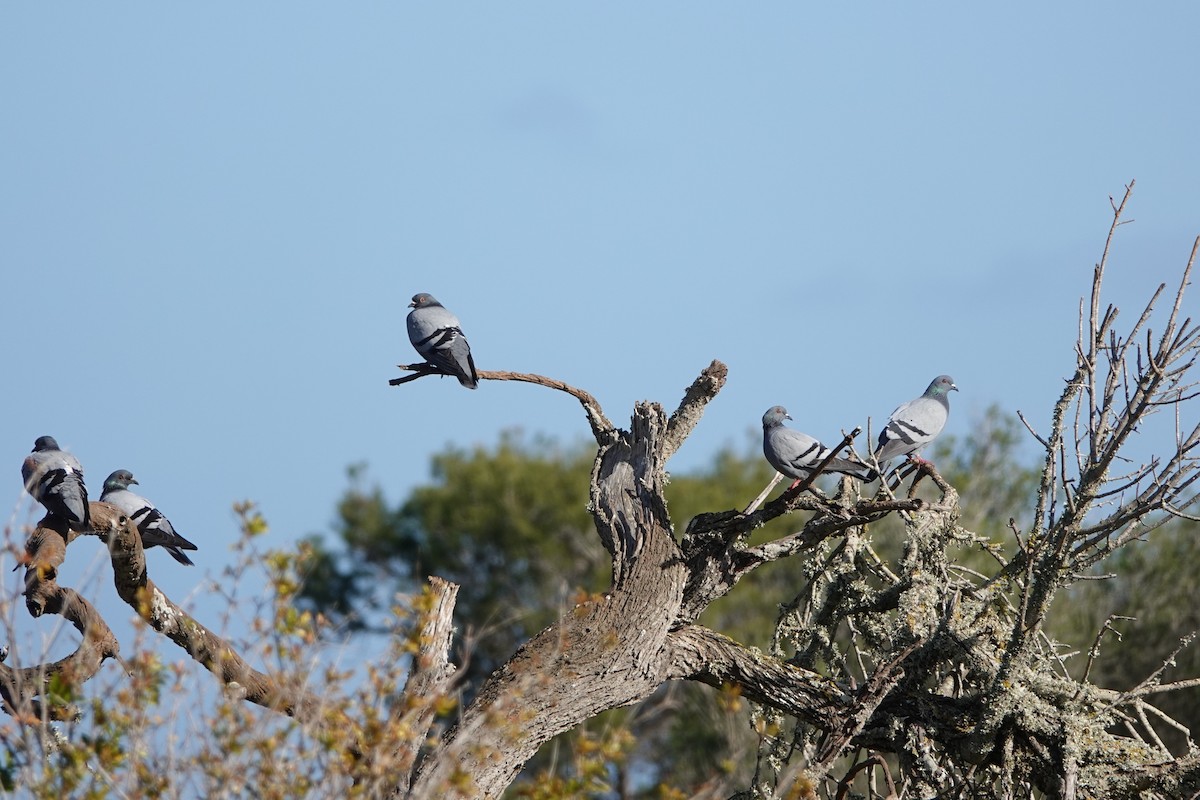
[
  {"x1": 762, "y1": 406, "x2": 792, "y2": 428},
  {"x1": 409, "y1": 293, "x2": 441, "y2": 309},
  {"x1": 926, "y1": 375, "x2": 958, "y2": 396},
  {"x1": 31, "y1": 436, "x2": 59, "y2": 452},
  {"x1": 103, "y1": 469, "x2": 138, "y2": 491}
]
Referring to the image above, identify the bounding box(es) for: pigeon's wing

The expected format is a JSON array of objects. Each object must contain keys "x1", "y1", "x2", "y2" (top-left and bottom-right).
[
  {"x1": 139, "y1": 507, "x2": 198, "y2": 552},
  {"x1": 422, "y1": 327, "x2": 477, "y2": 389},
  {"x1": 875, "y1": 397, "x2": 947, "y2": 464},
  {"x1": 764, "y1": 427, "x2": 823, "y2": 478},
  {"x1": 767, "y1": 427, "x2": 868, "y2": 480},
  {"x1": 24, "y1": 451, "x2": 89, "y2": 526},
  {"x1": 100, "y1": 488, "x2": 146, "y2": 526},
  {"x1": 407, "y1": 304, "x2": 459, "y2": 356},
  {"x1": 103, "y1": 489, "x2": 195, "y2": 563},
  {"x1": 408, "y1": 306, "x2": 478, "y2": 389},
  {"x1": 129, "y1": 494, "x2": 198, "y2": 554}
]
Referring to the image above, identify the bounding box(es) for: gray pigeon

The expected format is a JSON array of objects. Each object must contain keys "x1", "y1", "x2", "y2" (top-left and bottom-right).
[
  {"x1": 407, "y1": 293, "x2": 478, "y2": 389},
  {"x1": 100, "y1": 469, "x2": 198, "y2": 566},
  {"x1": 22, "y1": 436, "x2": 90, "y2": 528},
  {"x1": 762, "y1": 406, "x2": 869, "y2": 483},
  {"x1": 870, "y1": 375, "x2": 958, "y2": 478}
]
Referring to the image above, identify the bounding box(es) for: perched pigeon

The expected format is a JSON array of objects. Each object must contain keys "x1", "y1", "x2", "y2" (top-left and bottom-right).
[
  {"x1": 407, "y1": 293, "x2": 478, "y2": 389},
  {"x1": 100, "y1": 469, "x2": 198, "y2": 566},
  {"x1": 22, "y1": 436, "x2": 90, "y2": 528},
  {"x1": 762, "y1": 406, "x2": 869, "y2": 484},
  {"x1": 870, "y1": 375, "x2": 958, "y2": 478}
]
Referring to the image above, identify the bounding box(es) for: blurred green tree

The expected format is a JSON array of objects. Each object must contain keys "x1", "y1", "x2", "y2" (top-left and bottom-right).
[{"x1": 1050, "y1": 518, "x2": 1200, "y2": 751}]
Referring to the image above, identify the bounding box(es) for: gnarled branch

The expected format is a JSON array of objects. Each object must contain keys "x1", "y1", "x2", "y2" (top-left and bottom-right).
[{"x1": 3, "y1": 515, "x2": 120, "y2": 722}]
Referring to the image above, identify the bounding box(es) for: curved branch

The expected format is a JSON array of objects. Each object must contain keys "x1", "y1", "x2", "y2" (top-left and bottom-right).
[
  {"x1": 390, "y1": 365, "x2": 615, "y2": 443},
  {"x1": 2, "y1": 516, "x2": 120, "y2": 721},
  {"x1": 91, "y1": 502, "x2": 326, "y2": 721},
  {"x1": 666, "y1": 624, "x2": 849, "y2": 726}
]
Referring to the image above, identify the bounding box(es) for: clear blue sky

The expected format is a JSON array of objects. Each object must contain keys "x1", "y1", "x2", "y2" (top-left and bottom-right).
[{"x1": 3, "y1": 5, "x2": 1199, "y2": 645}]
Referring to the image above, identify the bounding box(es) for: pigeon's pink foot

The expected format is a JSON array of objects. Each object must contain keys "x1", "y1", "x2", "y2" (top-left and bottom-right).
[
  {"x1": 908, "y1": 455, "x2": 933, "y2": 470},
  {"x1": 788, "y1": 477, "x2": 803, "y2": 490}
]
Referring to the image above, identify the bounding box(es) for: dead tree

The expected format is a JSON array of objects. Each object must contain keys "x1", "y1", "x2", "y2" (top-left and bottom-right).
[{"x1": 6, "y1": 181, "x2": 1200, "y2": 799}]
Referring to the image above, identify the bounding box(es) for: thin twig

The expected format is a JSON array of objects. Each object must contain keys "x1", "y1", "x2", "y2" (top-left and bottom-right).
[
  {"x1": 1080, "y1": 614, "x2": 1133, "y2": 686},
  {"x1": 1017, "y1": 410, "x2": 1050, "y2": 450},
  {"x1": 743, "y1": 474, "x2": 784, "y2": 515}
]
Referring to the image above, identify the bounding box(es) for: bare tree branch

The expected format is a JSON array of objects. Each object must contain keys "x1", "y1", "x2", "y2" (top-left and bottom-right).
[
  {"x1": 90, "y1": 501, "x2": 328, "y2": 721},
  {"x1": 391, "y1": 365, "x2": 615, "y2": 443},
  {"x1": 2, "y1": 516, "x2": 120, "y2": 722},
  {"x1": 664, "y1": 360, "x2": 728, "y2": 461},
  {"x1": 667, "y1": 625, "x2": 849, "y2": 726}
]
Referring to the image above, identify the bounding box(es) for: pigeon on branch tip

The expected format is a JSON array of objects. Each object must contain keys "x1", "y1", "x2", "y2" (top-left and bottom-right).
[
  {"x1": 762, "y1": 406, "x2": 869, "y2": 486},
  {"x1": 406, "y1": 293, "x2": 479, "y2": 389},
  {"x1": 868, "y1": 374, "x2": 958, "y2": 480},
  {"x1": 22, "y1": 435, "x2": 90, "y2": 529},
  {"x1": 100, "y1": 469, "x2": 199, "y2": 566}
]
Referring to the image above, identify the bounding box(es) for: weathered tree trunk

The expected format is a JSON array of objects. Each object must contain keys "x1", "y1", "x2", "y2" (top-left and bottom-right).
[
  {"x1": 409, "y1": 400, "x2": 688, "y2": 796},
  {"x1": 404, "y1": 365, "x2": 914, "y2": 797}
]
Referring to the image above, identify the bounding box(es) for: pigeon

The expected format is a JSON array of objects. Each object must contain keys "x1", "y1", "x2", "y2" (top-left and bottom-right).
[
  {"x1": 22, "y1": 436, "x2": 90, "y2": 529},
  {"x1": 407, "y1": 293, "x2": 478, "y2": 389},
  {"x1": 100, "y1": 469, "x2": 198, "y2": 566},
  {"x1": 870, "y1": 375, "x2": 958, "y2": 479},
  {"x1": 762, "y1": 406, "x2": 869, "y2": 485}
]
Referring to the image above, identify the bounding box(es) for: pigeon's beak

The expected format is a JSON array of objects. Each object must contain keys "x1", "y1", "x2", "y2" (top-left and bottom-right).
[
  {"x1": 951, "y1": 384, "x2": 959, "y2": 392},
  {"x1": 408, "y1": 300, "x2": 417, "y2": 308},
  {"x1": 785, "y1": 414, "x2": 793, "y2": 421},
  {"x1": 130, "y1": 478, "x2": 139, "y2": 485}
]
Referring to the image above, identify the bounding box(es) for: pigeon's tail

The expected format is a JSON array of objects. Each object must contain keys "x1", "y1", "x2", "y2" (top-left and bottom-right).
[
  {"x1": 825, "y1": 458, "x2": 873, "y2": 481},
  {"x1": 164, "y1": 546, "x2": 196, "y2": 567},
  {"x1": 37, "y1": 469, "x2": 91, "y2": 528},
  {"x1": 457, "y1": 351, "x2": 479, "y2": 389},
  {"x1": 174, "y1": 532, "x2": 199, "y2": 551},
  {"x1": 46, "y1": 491, "x2": 90, "y2": 529},
  {"x1": 429, "y1": 347, "x2": 478, "y2": 389}
]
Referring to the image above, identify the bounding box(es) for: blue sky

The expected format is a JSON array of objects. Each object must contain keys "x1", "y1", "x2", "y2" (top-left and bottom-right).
[{"x1": 3, "y1": 5, "x2": 1200, "y2": 660}]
